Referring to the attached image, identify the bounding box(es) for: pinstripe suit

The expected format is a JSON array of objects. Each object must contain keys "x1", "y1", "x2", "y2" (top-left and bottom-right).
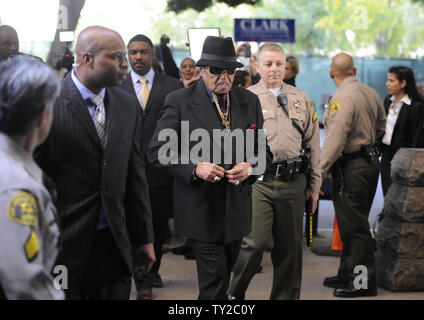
[
  {"x1": 36, "y1": 75, "x2": 154, "y2": 299},
  {"x1": 120, "y1": 71, "x2": 182, "y2": 291}
]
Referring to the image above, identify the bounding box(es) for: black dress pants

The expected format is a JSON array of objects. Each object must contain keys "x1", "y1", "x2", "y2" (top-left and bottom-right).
[
  {"x1": 189, "y1": 239, "x2": 242, "y2": 300},
  {"x1": 134, "y1": 187, "x2": 172, "y2": 290},
  {"x1": 66, "y1": 228, "x2": 131, "y2": 300}
]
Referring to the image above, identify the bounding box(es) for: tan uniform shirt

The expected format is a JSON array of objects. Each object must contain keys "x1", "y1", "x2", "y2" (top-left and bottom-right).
[
  {"x1": 249, "y1": 80, "x2": 321, "y2": 191},
  {"x1": 321, "y1": 76, "x2": 386, "y2": 174},
  {"x1": 0, "y1": 133, "x2": 64, "y2": 300}
]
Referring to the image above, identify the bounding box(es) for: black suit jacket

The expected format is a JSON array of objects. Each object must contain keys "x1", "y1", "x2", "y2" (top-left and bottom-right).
[
  {"x1": 36, "y1": 76, "x2": 154, "y2": 282},
  {"x1": 382, "y1": 95, "x2": 424, "y2": 159},
  {"x1": 147, "y1": 79, "x2": 272, "y2": 244},
  {"x1": 119, "y1": 72, "x2": 182, "y2": 187}
]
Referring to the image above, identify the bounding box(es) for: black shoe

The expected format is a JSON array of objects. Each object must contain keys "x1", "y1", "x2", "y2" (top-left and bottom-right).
[
  {"x1": 323, "y1": 275, "x2": 349, "y2": 288},
  {"x1": 333, "y1": 286, "x2": 377, "y2": 298},
  {"x1": 184, "y1": 251, "x2": 195, "y2": 260},
  {"x1": 152, "y1": 272, "x2": 163, "y2": 288},
  {"x1": 171, "y1": 245, "x2": 190, "y2": 255}
]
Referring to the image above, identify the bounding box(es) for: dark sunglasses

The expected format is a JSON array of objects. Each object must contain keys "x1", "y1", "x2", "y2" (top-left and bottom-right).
[{"x1": 207, "y1": 66, "x2": 236, "y2": 75}]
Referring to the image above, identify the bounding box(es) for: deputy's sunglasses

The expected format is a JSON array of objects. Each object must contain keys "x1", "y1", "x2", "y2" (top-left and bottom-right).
[{"x1": 207, "y1": 66, "x2": 236, "y2": 75}]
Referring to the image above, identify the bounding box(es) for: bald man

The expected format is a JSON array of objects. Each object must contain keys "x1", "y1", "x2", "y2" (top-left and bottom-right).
[
  {"x1": 36, "y1": 26, "x2": 155, "y2": 300},
  {"x1": 0, "y1": 25, "x2": 19, "y2": 61},
  {"x1": 320, "y1": 53, "x2": 385, "y2": 298}
]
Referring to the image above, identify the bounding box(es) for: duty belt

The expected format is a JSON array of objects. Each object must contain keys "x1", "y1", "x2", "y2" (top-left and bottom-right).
[
  {"x1": 342, "y1": 143, "x2": 381, "y2": 163},
  {"x1": 266, "y1": 157, "x2": 307, "y2": 181}
]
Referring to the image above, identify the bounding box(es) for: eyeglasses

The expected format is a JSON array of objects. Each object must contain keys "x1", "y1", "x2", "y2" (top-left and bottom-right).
[
  {"x1": 207, "y1": 66, "x2": 236, "y2": 76},
  {"x1": 106, "y1": 53, "x2": 127, "y2": 64}
]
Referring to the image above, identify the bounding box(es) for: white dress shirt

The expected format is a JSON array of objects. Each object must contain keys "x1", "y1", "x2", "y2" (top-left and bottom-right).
[
  {"x1": 382, "y1": 94, "x2": 411, "y2": 146},
  {"x1": 130, "y1": 68, "x2": 155, "y2": 107}
]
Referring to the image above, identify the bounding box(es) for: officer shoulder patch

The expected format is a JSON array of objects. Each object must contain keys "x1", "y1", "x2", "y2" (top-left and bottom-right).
[
  {"x1": 24, "y1": 231, "x2": 39, "y2": 261},
  {"x1": 330, "y1": 101, "x2": 341, "y2": 114},
  {"x1": 7, "y1": 191, "x2": 39, "y2": 227}
]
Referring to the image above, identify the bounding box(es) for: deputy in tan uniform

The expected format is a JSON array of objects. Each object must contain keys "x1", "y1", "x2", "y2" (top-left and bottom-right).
[
  {"x1": 321, "y1": 53, "x2": 386, "y2": 298},
  {"x1": 0, "y1": 56, "x2": 64, "y2": 299},
  {"x1": 228, "y1": 42, "x2": 321, "y2": 300}
]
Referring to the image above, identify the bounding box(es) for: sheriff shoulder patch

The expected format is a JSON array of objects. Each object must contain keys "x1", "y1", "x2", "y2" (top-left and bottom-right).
[
  {"x1": 24, "y1": 231, "x2": 39, "y2": 261},
  {"x1": 330, "y1": 101, "x2": 341, "y2": 114},
  {"x1": 309, "y1": 100, "x2": 316, "y2": 109},
  {"x1": 7, "y1": 192, "x2": 39, "y2": 227}
]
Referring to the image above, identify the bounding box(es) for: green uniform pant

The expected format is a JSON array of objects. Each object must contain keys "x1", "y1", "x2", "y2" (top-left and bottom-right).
[
  {"x1": 330, "y1": 157, "x2": 379, "y2": 288},
  {"x1": 228, "y1": 174, "x2": 306, "y2": 300}
]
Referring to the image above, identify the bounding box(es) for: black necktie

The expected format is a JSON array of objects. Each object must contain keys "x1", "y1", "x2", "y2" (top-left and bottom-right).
[{"x1": 217, "y1": 94, "x2": 227, "y2": 114}]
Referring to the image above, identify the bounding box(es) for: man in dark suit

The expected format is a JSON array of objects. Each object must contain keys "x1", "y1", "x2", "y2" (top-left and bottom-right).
[
  {"x1": 147, "y1": 36, "x2": 272, "y2": 300},
  {"x1": 36, "y1": 26, "x2": 155, "y2": 300},
  {"x1": 0, "y1": 25, "x2": 19, "y2": 61},
  {"x1": 119, "y1": 34, "x2": 182, "y2": 300}
]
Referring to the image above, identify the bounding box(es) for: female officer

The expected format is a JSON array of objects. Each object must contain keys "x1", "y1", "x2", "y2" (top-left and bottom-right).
[{"x1": 0, "y1": 56, "x2": 63, "y2": 299}]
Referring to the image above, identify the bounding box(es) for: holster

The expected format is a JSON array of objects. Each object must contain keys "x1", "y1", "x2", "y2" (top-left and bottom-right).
[{"x1": 361, "y1": 143, "x2": 381, "y2": 162}]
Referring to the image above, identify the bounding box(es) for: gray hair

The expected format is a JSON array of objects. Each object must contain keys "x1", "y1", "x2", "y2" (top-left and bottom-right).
[
  {"x1": 0, "y1": 55, "x2": 61, "y2": 135},
  {"x1": 257, "y1": 42, "x2": 285, "y2": 62}
]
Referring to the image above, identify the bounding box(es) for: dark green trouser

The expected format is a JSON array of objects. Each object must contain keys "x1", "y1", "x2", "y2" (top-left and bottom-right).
[
  {"x1": 228, "y1": 174, "x2": 306, "y2": 300},
  {"x1": 331, "y1": 157, "x2": 379, "y2": 288}
]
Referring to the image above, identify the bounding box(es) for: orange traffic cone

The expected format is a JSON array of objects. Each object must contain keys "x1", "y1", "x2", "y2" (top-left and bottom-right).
[{"x1": 331, "y1": 216, "x2": 343, "y2": 251}]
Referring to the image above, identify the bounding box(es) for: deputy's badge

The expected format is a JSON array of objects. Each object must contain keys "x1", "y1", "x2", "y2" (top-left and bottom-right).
[
  {"x1": 7, "y1": 192, "x2": 39, "y2": 226},
  {"x1": 312, "y1": 111, "x2": 318, "y2": 123},
  {"x1": 24, "y1": 231, "x2": 39, "y2": 261},
  {"x1": 294, "y1": 100, "x2": 302, "y2": 113},
  {"x1": 330, "y1": 101, "x2": 341, "y2": 114}
]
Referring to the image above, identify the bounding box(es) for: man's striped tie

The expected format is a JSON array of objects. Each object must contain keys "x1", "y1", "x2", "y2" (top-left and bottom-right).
[{"x1": 90, "y1": 95, "x2": 107, "y2": 148}]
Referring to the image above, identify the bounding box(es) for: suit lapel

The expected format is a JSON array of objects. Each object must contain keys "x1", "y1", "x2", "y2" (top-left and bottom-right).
[
  {"x1": 190, "y1": 79, "x2": 222, "y2": 132},
  {"x1": 392, "y1": 102, "x2": 409, "y2": 139},
  {"x1": 229, "y1": 88, "x2": 249, "y2": 131},
  {"x1": 145, "y1": 73, "x2": 163, "y2": 112},
  {"x1": 103, "y1": 89, "x2": 120, "y2": 150},
  {"x1": 63, "y1": 76, "x2": 102, "y2": 148}
]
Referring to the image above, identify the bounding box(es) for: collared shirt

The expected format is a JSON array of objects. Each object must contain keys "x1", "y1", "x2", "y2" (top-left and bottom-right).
[
  {"x1": 382, "y1": 94, "x2": 411, "y2": 146},
  {"x1": 249, "y1": 80, "x2": 322, "y2": 191},
  {"x1": 71, "y1": 69, "x2": 106, "y2": 118},
  {"x1": 321, "y1": 76, "x2": 386, "y2": 174},
  {"x1": 0, "y1": 133, "x2": 43, "y2": 184},
  {"x1": 203, "y1": 82, "x2": 228, "y2": 108},
  {"x1": 131, "y1": 68, "x2": 155, "y2": 107}
]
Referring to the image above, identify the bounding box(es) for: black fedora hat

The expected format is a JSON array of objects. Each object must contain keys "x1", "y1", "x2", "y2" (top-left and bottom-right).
[{"x1": 196, "y1": 36, "x2": 244, "y2": 69}]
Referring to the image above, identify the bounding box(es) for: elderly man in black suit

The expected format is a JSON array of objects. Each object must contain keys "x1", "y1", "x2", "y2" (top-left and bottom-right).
[
  {"x1": 36, "y1": 26, "x2": 155, "y2": 300},
  {"x1": 148, "y1": 36, "x2": 272, "y2": 300},
  {"x1": 119, "y1": 34, "x2": 182, "y2": 300}
]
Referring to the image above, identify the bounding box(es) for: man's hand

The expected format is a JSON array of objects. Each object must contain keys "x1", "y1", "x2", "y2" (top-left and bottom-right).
[
  {"x1": 134, "y1": 243, "x2": 156, "y2": 279},
  {"x1": 305, "y1": 189, "x2": 319, "y2": 214},
  {"x1": 195, "y1": 162, "x2": 225, "y2": 183},
  {"x1": 225, "y1": 162, "x2": 253, "y2": 185}
]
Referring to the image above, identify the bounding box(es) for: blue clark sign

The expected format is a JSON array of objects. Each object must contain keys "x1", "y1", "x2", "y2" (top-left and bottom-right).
[{"x1": 234, "y1": 18, "x2": 295, "y2": 43}]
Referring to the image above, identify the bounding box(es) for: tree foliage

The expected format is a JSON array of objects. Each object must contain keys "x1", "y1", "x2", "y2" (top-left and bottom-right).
[{"x1": 167, "y1": 0, "x2": 261, "y2": 13}]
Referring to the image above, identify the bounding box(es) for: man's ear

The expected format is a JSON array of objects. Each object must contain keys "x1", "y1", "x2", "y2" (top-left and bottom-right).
[
  {"x1": 353, "y1": 67, "x2": 357, "y2": 76},
  {"x1": 329, "y1": 70, "x2": 334, "y2": 79}
]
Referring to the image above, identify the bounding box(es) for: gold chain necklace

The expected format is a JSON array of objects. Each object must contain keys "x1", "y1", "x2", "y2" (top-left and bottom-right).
[{"x1": 212, "y1": 93, "x2": 231, "y2": 130}]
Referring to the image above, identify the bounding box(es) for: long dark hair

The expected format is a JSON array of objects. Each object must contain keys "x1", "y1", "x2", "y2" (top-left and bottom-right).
[{"x1": 388, "y1": 66, "x2": 424, "y2": 104}]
